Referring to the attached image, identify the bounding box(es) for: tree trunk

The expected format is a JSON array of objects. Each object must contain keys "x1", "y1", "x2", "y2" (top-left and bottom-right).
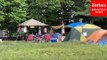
[{"x1": 8, "y1": 27, "x2": 13, "y2": 40}]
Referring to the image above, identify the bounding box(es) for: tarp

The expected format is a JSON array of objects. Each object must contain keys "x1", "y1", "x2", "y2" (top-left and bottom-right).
[
  {"x1": 67, "y1": 22, "x2": 86, "y2": 28},
  {"x1": 52, "y1": 25, "x2": 62, "y2": 29}
]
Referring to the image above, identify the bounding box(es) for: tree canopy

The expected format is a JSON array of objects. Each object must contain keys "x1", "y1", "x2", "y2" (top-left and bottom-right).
[
  {"x1": 0, "y1": 0, "x2": 106, "y2": 36},
  {"x1": 0, "y1": 0, "x2": 28, "y2": 36},
  {"x1": 26, "y1": 0, "x2": 90, "y2": 25}
]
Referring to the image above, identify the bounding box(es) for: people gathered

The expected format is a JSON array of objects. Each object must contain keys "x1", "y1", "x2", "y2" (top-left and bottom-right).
[{"x1": 22, "y1": 31, "x2": 64, "y2": 43}]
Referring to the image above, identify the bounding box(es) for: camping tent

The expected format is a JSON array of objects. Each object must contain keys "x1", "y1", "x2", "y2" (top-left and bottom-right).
[
  {"x1": 64, "y1": 23, "x2": 101, "y2": 42},
  {"x1": 87, "y1": 30, "x2": 107, "y2": 44},
  {"x1": 19, "y1": 18, "x2": 47, "y2": 26},
  {"x1": 67, "y1": 22, "x2": 85, "y2": 27}
]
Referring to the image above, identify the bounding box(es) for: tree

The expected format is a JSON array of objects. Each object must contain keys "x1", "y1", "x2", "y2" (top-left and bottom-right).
[
  {"x1": 0, "y1": 0, "x2": 4, "y2": 21},
  {"x1": 26, "y1": 0, "x2": 61, "y2": 25},
  {"x1": 26, "y1": 0, "x2": 91, "y2": 25},
  {"x1": 73, "y1": 0, "x2": 107, "y2": 26},
  {"x1": 0, "y1": 0, "x2": 28, "y2": 37},
  {"x1": 72, "y1": 0, "x2": 90, "y2": 16}
]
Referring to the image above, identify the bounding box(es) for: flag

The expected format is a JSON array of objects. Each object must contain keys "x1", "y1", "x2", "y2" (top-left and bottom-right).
[
  {"x1": 17, "y1": 26, "x2": 24, "y2": 35},
  {"x1": 61, "y1": 21, "x2": 65, "y2": 34},
  {"x1": 18, "y1": 26, "x2": 22, "y2": 32}
]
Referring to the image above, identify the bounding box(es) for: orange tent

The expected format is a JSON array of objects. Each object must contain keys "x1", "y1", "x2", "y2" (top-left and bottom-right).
[{"x1": 87, "y1": 29, "x2": 107, "y2": 43}]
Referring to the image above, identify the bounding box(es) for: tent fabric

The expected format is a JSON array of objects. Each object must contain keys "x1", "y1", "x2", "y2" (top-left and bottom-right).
[
  {"x1": 82, "y1": 29, "x2": 100, "y2": 38},
  {"x1": 87, "y1": 29, "x2": 107, "y2": 43},
  {"x1": 19, "y1": 18, "x2": 47, "y2": 26},
  {"x1": 67, "y1": 22, "x2": 86, "y2": 28},
  {"x1": 64, "y1": 23, "x2": 101, "y2": 42},
  {"x1": 75, "y1": 27, "x2": 100, "y2": 38},
  {"x1": 64, "y1": 28, "x2": 81, "y2": 41},
  {"x1": 97, "y1": 36, "x2": 107, "y2": 43},
  {"x1": 64, "y1": 27, "x2": 87, "y2": 42},
  {"x1": 67, "y1": 22, "x2": 101, "y2": 29},
  {"x1": 73, "y1": 24, "x2": 101, "y2": 37},
  {"x1": 82, "y1": 24, "x2": 101, "y2": 29}
]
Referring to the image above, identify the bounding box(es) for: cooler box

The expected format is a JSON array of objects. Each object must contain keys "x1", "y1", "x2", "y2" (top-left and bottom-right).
[{"x1": 50, "y1": 38, "x2": 57, "y2": 42}]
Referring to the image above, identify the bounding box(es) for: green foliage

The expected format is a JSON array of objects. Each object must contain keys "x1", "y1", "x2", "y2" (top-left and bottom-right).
[
  {"x1": 0, "y1": 0, "x2": 28, "y2": 36},
  {"x1": 0, "y1": 0, "x2": 91, "y2": 28},
  {"x1": 3, "y1": 0, "x2": 27, "y2": 23},
  {"x1": 0, "y1": 0, "x2": 4, "y2": 21},
  {"x1": 73, "y1": 0, "x2": 90, "y2": 16},
  {"x1": 26, "y1": 0, "x2": 90, "y2": 25},
  {"x1": 26, "y1": 0, "x2": 61, "y2": 25}
]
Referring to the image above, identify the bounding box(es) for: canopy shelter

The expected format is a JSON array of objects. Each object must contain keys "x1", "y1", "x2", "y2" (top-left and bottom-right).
[
  {"x1": 19, "y1": 18, "x2": 47, "y2": 27},
  {"x1": 17, "y1": 19, "x2": 48, "y2": 40},
  {"x1": 18, "y1": 18, "x2": 48, "y2": 34}
]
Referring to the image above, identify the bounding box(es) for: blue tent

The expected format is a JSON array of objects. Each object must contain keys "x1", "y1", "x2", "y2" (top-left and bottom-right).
[{"x1": 67, "y1": 22, "x2": 86, "y2": 28}]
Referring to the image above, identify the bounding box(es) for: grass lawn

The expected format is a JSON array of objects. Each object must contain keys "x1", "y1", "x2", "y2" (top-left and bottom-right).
[{"x1": 0, "y1": 41, "x2": 107, "y2": 60}]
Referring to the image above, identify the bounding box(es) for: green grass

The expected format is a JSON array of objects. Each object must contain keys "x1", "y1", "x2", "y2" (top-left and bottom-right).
[{"x1": 0, "y1": 41, "x2": 107, "y2": 60}]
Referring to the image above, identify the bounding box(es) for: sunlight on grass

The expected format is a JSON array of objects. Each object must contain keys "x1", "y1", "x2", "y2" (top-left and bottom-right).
[{"x1": 0, "y1": 41, "x2": 107, "y2": 60}]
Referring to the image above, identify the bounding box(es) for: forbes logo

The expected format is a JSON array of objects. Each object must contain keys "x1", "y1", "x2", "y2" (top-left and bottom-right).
[
  {"x1": 92, "y1": 3, "x2": 106, "y2": 7},
  {"x1": 90, "y1": 0, "x2": 107, "y2": 17}
]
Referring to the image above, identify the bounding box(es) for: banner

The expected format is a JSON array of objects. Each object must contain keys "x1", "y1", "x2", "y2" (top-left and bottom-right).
[{"x1": 61, "y1": 21, "x2": 65, "y2": 34}]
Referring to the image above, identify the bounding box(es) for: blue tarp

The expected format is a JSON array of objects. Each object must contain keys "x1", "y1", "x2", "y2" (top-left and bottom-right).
[
  {"x1": 67, "y1": 22, "x2": 86, "y2": 28},
  {"x1": 98, "y1": 42, "x2": 107, "y2": 45}
]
